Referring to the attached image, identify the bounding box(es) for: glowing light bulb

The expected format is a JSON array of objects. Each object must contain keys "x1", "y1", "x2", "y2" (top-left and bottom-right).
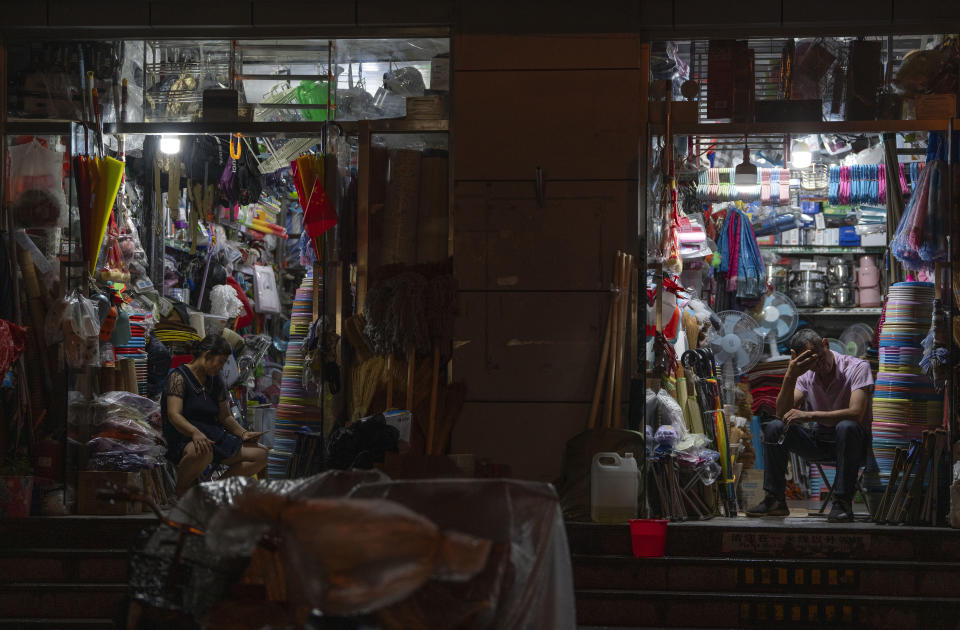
[{"x1": 160, "y1": 136, "x2": 181, "y2": 154}]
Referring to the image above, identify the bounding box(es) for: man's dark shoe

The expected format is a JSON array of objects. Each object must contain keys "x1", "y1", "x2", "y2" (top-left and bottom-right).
[
  {"x1": 827, "y1": 499, "x2": 854, "y2": 523},
  {"x1": 745, "y1": 494, "x2": 789, "y2": 517}
]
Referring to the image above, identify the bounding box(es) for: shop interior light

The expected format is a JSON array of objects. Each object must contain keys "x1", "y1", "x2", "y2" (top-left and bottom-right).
[
  {"x1": 160, "y1": 135, "x2": 181, "y2": 154},
  {"x1": 791, "y1": 140, "x2": 812, "y2": 169}
]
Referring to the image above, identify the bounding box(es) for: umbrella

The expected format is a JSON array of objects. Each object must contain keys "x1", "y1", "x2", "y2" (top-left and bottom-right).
[
  {"x1": 291, "y1": 154, "x2": 338, "y2": 258},
  {"x1": 89, "y1": 156, "x2": 124, "y2": 275}
]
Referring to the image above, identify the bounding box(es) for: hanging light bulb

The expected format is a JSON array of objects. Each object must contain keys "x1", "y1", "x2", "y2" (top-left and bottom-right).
[
  {"x1": 159, "y1": 135, "x2": 181, "y2": 154},
  {"x1": 791, "y1": 139, "x2": 812, "y2": 169}
]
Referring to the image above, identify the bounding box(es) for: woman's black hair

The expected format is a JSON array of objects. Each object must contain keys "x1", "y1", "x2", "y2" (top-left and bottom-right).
[{"x1": 194, "y1": 333, "x2": 233, "y2": 359}]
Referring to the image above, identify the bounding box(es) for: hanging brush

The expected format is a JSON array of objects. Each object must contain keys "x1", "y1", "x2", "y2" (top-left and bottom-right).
[{"x1": 734, "y1": 142, "x2": 758, "y2": 187}]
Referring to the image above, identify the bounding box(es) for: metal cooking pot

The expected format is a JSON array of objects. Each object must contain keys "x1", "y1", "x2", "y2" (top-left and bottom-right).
[
  {"x1": 789, "y1": 270, "x2": 826, "y2": 286},
  {"x1": 790, "y1": 284, "x2": 826, "y2": 308},
  {"x1": 828, "y1": 285, "x2": 856, "y2": 307},
  {"x1": 827, "y1": 258, "x2": 856, "y2": 287}
]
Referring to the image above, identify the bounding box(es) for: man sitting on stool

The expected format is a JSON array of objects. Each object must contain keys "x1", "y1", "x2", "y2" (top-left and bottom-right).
[{"x1": 746, "y1": 329, "x2": 873, "y2": 522}]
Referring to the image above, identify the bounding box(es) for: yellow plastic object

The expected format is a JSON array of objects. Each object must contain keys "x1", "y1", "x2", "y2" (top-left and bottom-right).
[{"x1": 89, "y1": 156, "x2": 124, "y2": 275}]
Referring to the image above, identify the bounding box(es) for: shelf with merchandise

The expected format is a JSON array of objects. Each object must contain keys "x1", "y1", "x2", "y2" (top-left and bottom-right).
[
  {"x1": 760, "y1": 246, "x2": 886, "y2": 255},
  {"x1": 798, "y1": 307, "x2": 883, "y2": 316}
]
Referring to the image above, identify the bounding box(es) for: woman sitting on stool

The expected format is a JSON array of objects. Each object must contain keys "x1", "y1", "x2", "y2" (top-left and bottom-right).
[{"x1": 162, "y1": 334, "x2": 267, "y2": 496}]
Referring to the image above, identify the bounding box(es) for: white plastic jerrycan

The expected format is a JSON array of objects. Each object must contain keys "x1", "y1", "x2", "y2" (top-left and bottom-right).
[{"x1": 591, "y1": 452, "x2": 639, "y2": 523}]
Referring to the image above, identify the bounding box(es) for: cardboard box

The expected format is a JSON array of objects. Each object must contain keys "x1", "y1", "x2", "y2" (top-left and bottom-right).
[
  {"x1": 76, "y1": 471, "x2": 143, "y2": 515},
  {"x1": 824, "y1": 228, "x2": 840, "y2": 246},
  {"x1": 755, "y1": 235, "x2": 775, "y2": 246},
  {"x1": 782, "y1": 229, "x2": 800, "y2": 245},
  {"x1": 861, "y1": 231, "x2": 887, "y2": 247},
  {"x1": 648, "y1": 100, "x2": 698, "y2": 125}
]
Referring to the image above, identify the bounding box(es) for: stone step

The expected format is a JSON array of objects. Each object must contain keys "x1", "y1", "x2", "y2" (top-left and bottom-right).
[
  {"x1": 0, "y1": 516, "x2": 151, "y2": 551},
  {"x1": 576, "y1": 588, "x2": 960, "y2": 629},
  {"x1": 566, "y1": 519, "x2": 960, "y2": 561},
  {"x1": 0, "y1": 550, "x2": 127, "y2": 584},
  {"x1": 573, "y1": 554, "x2": 960, "y2": 597},
  {"x1": 0, "y1": 583, "x2": 126, "y2": 620}
]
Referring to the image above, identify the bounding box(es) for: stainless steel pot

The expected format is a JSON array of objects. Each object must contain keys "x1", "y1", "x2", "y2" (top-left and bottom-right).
[
  {"x1": 827, "y1": 258, "x2": 856, "y2": 287},
  {"x1": 827, "y1": 285, "x2": 856, "y2": 307},
  {"x1": 789, "y1": 270, "x2": 826, "y2": 286},
  {"x1": 790, "y1": 284, "x2": 826, "y2": 308}
]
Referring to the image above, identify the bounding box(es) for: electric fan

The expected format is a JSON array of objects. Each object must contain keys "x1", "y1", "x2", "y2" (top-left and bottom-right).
[
  {"x1": 826, "y1": 338, "x2": 846, "y2": 355},
  {"x1": 705, "y1": 310, "x2": 765, "y2": 376},
  {"x1": 754, "y1": 291, "x2": 799, "y2": 360},
  {"x1": 839, "y1": 323, "x2": 873, "y2": 357}
]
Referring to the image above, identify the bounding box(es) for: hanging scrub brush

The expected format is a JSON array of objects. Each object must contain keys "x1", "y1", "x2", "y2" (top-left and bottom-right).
[{"x1": 734, "y1": 143, "x2": 757, "y2": 187}]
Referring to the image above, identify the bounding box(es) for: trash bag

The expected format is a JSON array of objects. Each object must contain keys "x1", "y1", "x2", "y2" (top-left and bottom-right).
[{"x1": 326, "y1": 414, "x2": 399, "y2": 470}]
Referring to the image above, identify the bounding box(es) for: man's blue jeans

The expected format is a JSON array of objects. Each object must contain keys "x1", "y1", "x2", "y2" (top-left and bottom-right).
[{"x1": 762, "y1": 419, "x2": 868, "y2": 502}]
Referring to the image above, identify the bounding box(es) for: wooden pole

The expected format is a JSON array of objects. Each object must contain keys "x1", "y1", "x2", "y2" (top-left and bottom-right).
[
  {"x1": 588, "y1": 304, "x2": 614, "y2": 430},
  {"x1": 604, "y1": 251, "x2": 624, "y2": 429},
  {"x1": 405, "y1": 346, "x2": 415, "y2": 412},
  {"x1": 613, "y1": 253, "x2": 631, "y2": 429},
  {"x1": 426, "y1": 345, "x2": 441, "y2": 454}
]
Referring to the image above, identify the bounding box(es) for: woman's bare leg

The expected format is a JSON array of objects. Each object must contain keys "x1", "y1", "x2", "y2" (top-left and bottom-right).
[
  {"x1": 176, "y1": 443, "x2": 214, "y2": 496},
  {"x1": 221, "y1": 446, "x2": 268, "y2": 479}
]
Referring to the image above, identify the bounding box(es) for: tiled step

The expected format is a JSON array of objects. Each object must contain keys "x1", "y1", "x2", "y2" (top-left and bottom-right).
[
  {"x1": 0, "y1": 550, "x2": 127, "y2": 583},
  {"x1": 573, "y1": 554, "x2": 960, "y2": 597},
  {"x1": 566, "y1": 519, "x2": 960, "y2": 561},
  {"x1": 0, "y1": 583, "x2": 126, "y2": 620},
  {"x1": 0, "y1": 516, "x2": 151, "y2": 551},
  {"x1": 576, "y1": 589, "x2": 960, "y2": 629}
]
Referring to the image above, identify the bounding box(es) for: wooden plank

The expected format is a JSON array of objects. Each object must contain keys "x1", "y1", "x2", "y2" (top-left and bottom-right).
[
  {"x1": 451, "y1": 401, "x2": 591, "y2": 481},
  {"x1": 893, "y1": 0, "x2": 960, "y2": 23},
  {"x1": 457, "y1": 0, "x2": 638, "y2": 34},
  {"x1": 356, "y1": 122, "x2": 371, "y2": 311},
  {"x1": 358, "y1": 0, "x2": 452, "y2": 25},
  {"x1": 454, "y1": 291, "x2": 608, "y2": 402},
  {"x1": 674, "y1": 0, "x2": 781, "y2": 28},
  {"x1": 453, "y1": 181, "x2": 633, "y2": 291},
  {"x1": 149, "y1": 1, "x2": 253, "y2": 26},
  {"x1": 454, "y1": 69, "x2": 641, "y2": 181},
  {"x1": 48, "y1": 1, "x2": 149, "y2": 26},
  {"x1": 638, "y1": 0, "x2": 673, "y2": 32},
  {"x1": 783, "y1": 0, "x2": 892, "y2": 26},
  {"x1": 0, "y1": 4, "x2": 47, "y2": 26},
  {"x1": 252, "y1": 0, "x2": 356, "y2": 26},
  {"x1": 454, "y1": 35, "x2": 641, "y2": 71}
]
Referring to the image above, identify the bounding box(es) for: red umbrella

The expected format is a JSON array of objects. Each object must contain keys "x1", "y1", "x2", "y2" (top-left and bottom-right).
[{"x1": 302, "y1": 178, "x2": 338, "y2": 258}]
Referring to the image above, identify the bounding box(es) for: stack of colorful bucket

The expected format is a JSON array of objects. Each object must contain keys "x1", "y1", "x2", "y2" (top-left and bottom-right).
[
  {"x1": 872, "y1": 282, "x2": 941, "y2": 482},
  {"x1": 272, "y1": 272, "x2": 324, "y2": 477}
]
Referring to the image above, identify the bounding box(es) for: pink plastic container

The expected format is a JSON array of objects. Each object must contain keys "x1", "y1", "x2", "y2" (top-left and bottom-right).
[{"x1": 629, "y1": 518, "x2": 668, "y2": 557}]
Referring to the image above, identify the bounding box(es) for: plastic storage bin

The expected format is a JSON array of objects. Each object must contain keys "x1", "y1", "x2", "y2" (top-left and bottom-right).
[
  {"x1": 590, "y1": 452, "x2": 639, "y2": 523},
  {"x1": 630, "y1": 518, "x2": 668, "y2": 557}
]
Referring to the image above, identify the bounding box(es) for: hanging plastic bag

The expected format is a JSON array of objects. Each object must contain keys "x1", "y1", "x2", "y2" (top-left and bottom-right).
[{"x1": 7, "y1": 139, "x2": 68, "y2": 228}]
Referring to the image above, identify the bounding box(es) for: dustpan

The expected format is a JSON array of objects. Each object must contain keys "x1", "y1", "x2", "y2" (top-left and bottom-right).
[{"x1": 735, "y1": 145, "x2": 757, "y2": 186}]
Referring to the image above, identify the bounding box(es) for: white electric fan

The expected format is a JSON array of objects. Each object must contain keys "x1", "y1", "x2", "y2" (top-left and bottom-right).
[
  {"x1": 705, "y1": 310, "x2": 764, "y2": 404},
  {"x1": 754, "y1": 291, "x2": 799, "y2": 361},
  {"x1": 839, "y1": 323, "x2": 874, "y2": 357}
]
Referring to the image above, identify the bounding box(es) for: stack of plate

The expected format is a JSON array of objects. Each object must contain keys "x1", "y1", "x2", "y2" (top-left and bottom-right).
[
  {"x1": 872, "y1": 282, "x2": 941, "y2": 480},
  {"x1": 272, "y1": 272, "x2": 324, "y2": 478}
]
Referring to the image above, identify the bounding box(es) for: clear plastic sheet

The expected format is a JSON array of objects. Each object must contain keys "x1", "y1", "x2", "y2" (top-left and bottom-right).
[
  {"x1": 95, "y1": 390, "x2": 161, "y2": 427},
  {"x1": 157, "y1": 474, "x2": 573, "y2": 628},
  {"x1": 349, "y1": 479, "x2": 576, "y2": 630}
]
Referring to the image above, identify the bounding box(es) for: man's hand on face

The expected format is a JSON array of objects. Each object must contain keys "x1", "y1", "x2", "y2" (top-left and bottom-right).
[
  {"x1": 785, "y1": 349, "x2": 817, "y2": 380},
  {"x1": 783, "y1": 408, "x2": 811, "y2": 425}
]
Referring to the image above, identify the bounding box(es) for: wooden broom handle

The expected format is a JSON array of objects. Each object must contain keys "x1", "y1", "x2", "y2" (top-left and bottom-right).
[
  {"x1": 385, "y1": 355, "x2": 394, "y2": 409},
  {"x1": 603, "y1": 252, "x2": 623, "y2": 429},
  {"x1": 613, "y1": 253, "x2": 632, "y2": 429},
  {"x1": 588, "y1": 304, "x2": 614, "y2": 430},
  {"x1": 426, "y1": 345, "x2": 441, "y2": 454},
  {"x1": 406, "y1": 346, "x2": 416, "y2": 412}
]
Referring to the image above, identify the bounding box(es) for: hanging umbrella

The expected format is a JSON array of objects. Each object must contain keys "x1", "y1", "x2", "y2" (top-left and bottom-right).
[
  {"x1": 303, "y1": 178, "x2": 338, "y2": 258},
  {"x1": 89, "y1": 156, "x2": 124, "y2": 275}
]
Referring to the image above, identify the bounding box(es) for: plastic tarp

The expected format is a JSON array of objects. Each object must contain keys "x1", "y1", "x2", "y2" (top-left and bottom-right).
[
  {"x1": 154, "y1": 473, "x2": 574, "y2": 629},
  {"x1": 349, "y1": 479, "x2": 576, "y2": 630}
]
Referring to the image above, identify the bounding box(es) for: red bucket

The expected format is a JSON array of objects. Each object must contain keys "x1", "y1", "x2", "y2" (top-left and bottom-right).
[
  {"x1": 0, "y1": 476, "x2": 34, "y2": 518},
  {"x1": 629, "y1": 518, "x2": 668, "y2": 557}
]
